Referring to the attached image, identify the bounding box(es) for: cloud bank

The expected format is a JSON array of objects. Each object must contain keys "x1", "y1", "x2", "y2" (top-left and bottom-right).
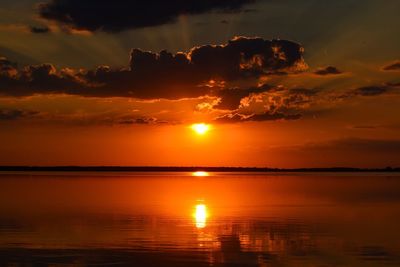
[
  {"x1": 0, "y1": 108, "x2": 39, "y2": 120},
  {"x1": 383, "y1": 61, "x2": 400, "y2": 71},
  {"x1": 0, "y1": 37, "x2": 306, "y2": 99},
  {"x1": 314, "y1": 66, "x2": 342, "y2": 76},
  {"x1": 38, "y1": 0, "x2": 256, "y2": 32},
  {"x1": 215, "y1": 111, "x2": 301, "y2": 123}
]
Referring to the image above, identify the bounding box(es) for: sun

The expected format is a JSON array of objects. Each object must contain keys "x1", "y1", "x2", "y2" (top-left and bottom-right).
[{"x1": 191, "y1": 123, "x2": 210, "y2": 135}]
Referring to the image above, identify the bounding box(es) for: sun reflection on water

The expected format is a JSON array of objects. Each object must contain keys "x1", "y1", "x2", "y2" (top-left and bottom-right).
[
  {"x1": 194, "y1": 204, "x2": 208, "y2": 228},
  {"x1": 192, "y1": 171, "x2": 209, "y2": 177}
]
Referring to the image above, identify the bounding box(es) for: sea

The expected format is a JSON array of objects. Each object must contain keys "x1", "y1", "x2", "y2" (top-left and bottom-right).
[{"x1": 0, "y1": 171, "x2": 399, "y2": 266}]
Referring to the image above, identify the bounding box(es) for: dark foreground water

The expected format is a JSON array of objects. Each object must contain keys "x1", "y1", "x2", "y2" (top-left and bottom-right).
[{"x1": 0, "y1": 172, "x2": 399, "y2": 266}]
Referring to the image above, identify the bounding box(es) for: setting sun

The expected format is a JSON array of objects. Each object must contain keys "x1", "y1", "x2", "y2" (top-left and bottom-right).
[{"x1": 191, "y1": 123, "x2": 210, "y2": 135}]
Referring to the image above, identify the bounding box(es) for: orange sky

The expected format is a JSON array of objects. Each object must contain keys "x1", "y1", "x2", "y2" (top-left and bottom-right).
[{"x1": 0, "y1": 0, "x2": 400, "y2": 167}]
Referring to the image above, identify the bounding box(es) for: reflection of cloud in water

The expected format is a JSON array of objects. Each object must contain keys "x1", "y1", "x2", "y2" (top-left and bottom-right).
[
  {"x1": 204, "y1": 220, "x2": 318, "y2": 266},
  {"x1": 0, "y1": 216, "x2": 399, "y2": 266}
]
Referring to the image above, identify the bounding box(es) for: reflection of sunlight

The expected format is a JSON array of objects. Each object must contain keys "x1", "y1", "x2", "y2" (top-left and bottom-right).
[
  {"x1": 192, "y1": 171, "x2": 209, "y2": 177},
  {"x1": 194, "y1": 204, "x2": 208, "y2": 228}
]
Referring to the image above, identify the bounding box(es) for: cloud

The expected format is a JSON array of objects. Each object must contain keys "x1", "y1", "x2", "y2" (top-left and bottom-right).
[
  {"x1": 0, "y1": 37, "x2": 306, "y2": 98},
  {"x1": 30, "y1": 26, "x2": 51, "y2": 34},
  {"x1": 248, "y1": 112, "x2": 301, "y2": 121},
  {"x1": 214, "y1": 84, "x2": 272, "y2": 110},
  {"x1": 353, "y1": 86, "x2": 388, "y2": 96},
  {"x1": 288, "y1": 88, "x2": 319, "y2": 96},
  {"x1": 210, "y1": 85, "x2": 322, "y2": 123},
  {"x1": 188, "y1": 37, "x2": 306, "y2": 80},
  {"x1": 340, "y1": 83, "x2": 400, "y2": 98},
  {"x1": 0, "y1": 57, "x2": 18, "y2": 76},
  {"x1": 117, "y1": 116, "x2": 160, "y2": 125},
  {"x1": 215, "y1": 111, "x2": 301, "y2": 123},
  {"x1": 0, "y1": 108, "x2": 39, "y2": 120},
  {"x1": 383, "y1": 61, "x2": 400, "y2": 71},
  {"x1": 0, "y1": 63, "x2": 87, "y2": 97},
  {"x1": 314, "y1": 66, "x2": 342, "y2": 76},
  {"x1": 38, "y1": 0, "x2": 255, "y2": 33},
  {"x1": 238, "y1": 86, "x2": 318, "y2": 114}
]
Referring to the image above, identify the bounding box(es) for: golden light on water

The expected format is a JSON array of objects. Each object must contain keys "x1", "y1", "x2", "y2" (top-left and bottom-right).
[
  {"x1": 194, "y1": 204, "x2": 208, "y2": 228},
  {"x1": 191, "y1": 123, "x2": 210, "y2": 135},
  {"x1": 192, "y1": 171, "x2": 209, "y2": 177}
]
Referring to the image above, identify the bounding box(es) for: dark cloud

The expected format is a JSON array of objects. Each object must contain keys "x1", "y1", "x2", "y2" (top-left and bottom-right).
[
  {"x1": 314, "y1": 66, "x2": 342, "y2": 75},
  {"x1": 353, "y1": 86, "x2": 388, "y2": 96},
  {"x1": 188, "y1": 37, "x2": 306, "y2": 80},
  {"x1": 118, "y1": 116, "x2": 159, "y2": 125},
  {"x1": 288, "y1": 88, "x2": 318, "y2": 96},
  {"x1": 276, "y1": 88, "x2": 319, "y2": 109},
  {"x1": 0, "y1": 57, "x2": 20, "y2": 93},
  {"x1": 248, "y1": 112, "x2": 301, "y2": 121},
  {"x1": 0, "y1": 37, "x2": 306, "y2": 98},
  {"x1": 0, "y1": 63, "x2": 87, "y2": 97},
  {"x1": 387, "y1": 82, "x2": 400, "y2": 87},
  {"x1": 236, "y1": 86, "x2": 318, "y2": 114},
  {"x1": 341, "y1": 82, "x2": 400, "y2": 98},
  {"x1": 383, "y1": 61, "x2": 400, "y2": 71},
  {"x1": 331, "y1": 82, "x2": 400, "y2": 102},
  {"x1": 214, "y1": 84, "x2": 272, "y2": 110},
  {"x1": 29, "y1": 26, "x2": 51, "y2": 34},
  {"x1": 210, "y1": 85, "x2": 317, "y2": 123},
  {"x1": 0, "y1": 108, "x2": 39, "y2": 120},
  {"x1": 0, "y1": 57, "x2": 17, "y2": 75},
  {"x1": 214, "y1": 113, "x2": 246, "y2": 123},
  {"x1": 215, "y1": 111, "x2": 301, "y2": 123},
  {"x1": 38, "y1": 0, "x2": 255, "y2": 33}
]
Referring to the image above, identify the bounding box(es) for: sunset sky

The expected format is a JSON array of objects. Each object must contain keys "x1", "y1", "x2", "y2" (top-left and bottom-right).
[{"x1": 0, "y1": 0, "x2": 399, "y2": 167}]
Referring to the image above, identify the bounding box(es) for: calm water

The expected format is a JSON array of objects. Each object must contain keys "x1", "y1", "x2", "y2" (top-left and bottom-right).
[{"x1": 0, "y1": 172, "x2": 399, "y2": 266}]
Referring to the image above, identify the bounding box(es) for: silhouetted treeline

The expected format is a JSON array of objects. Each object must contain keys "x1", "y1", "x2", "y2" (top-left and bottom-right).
[{"x1": 0, "y1": 166, "x2": 399, "y2": 172}]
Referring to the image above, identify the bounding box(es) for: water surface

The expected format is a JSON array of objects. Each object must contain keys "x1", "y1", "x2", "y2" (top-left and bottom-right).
[{"x1": 0, "y1": 172, "x2": 399, "y2": 266}]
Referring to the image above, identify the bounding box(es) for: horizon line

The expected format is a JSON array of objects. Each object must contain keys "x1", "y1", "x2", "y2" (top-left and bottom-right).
[{"x1": 0, "y1": 166, "x2": 399, "y2": 172}]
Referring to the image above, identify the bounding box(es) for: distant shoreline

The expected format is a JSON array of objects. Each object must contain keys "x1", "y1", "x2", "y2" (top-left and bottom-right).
[{"x1": 0, "y1": 166, "x2": 399, "y2": 172}]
